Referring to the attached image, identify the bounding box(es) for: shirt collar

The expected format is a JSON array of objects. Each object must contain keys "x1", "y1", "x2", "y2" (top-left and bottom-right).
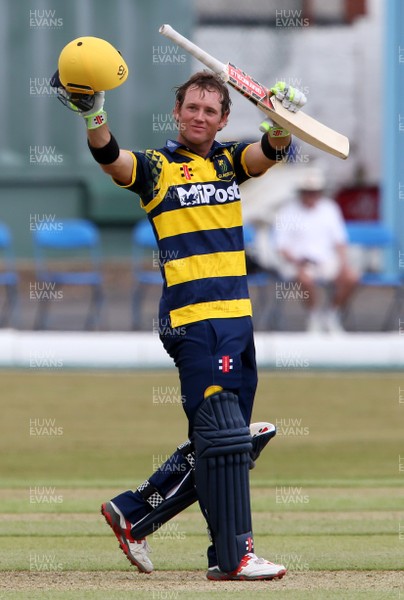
[{"x1": 164, "y1": 139, "x2": 229, "y2": 158}]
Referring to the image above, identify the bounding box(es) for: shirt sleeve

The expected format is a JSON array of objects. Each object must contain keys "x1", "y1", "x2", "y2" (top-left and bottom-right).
[
  {"x1": 226, "y1": 142, "x2": 254, "y2": 184},
  {"x1": 113, "y1": 150, "x2": 154, "y2": 200}
]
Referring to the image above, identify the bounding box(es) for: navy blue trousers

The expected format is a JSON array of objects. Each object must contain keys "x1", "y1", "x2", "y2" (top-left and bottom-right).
[
  {"x1": 161, "y1": 316, "x2": 258, "y2": 435},
  {"x1": 111, "y1": 316, "x2": 258, "y2": 564}
]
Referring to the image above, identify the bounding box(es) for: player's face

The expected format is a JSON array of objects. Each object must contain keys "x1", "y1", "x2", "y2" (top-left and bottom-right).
[
  {"x1": 174, "y1": 86, "x2": 228, "y2": 156},
  {"x1": 301, "y1": 190, "x2": 321, "y2": 207}
]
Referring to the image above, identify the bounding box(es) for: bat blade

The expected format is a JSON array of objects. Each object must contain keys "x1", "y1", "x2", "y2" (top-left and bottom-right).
[
  {"x1": 159, "y1": 24, "x2": 349, "y2": 159},
  {"x1": 226, "y1": 63, "x2": 350, "y2": 160}
]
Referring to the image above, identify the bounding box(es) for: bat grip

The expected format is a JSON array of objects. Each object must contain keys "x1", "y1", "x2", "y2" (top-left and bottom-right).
[{"x1": 159, "y1": 24, "x2": 228, "y2": 80}]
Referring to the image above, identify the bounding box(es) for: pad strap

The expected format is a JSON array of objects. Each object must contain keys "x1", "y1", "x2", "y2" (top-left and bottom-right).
[
  {"x1": 177, "y1": 440, "x2": 196, "y2": 468},
  {"x1": 137, "y1": 480, "x2": 164, "y2": 509},
  {"x1": 127, "y1": 423, "x2": 275, "y2": 541}
]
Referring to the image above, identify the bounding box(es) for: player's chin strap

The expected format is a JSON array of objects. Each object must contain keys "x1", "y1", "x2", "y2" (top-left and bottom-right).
[
  {"x1": 128, "y1": 418, "x2": 275, "y2": 541},
  {"x1": 50, "y1": 69, "x2": 107, "y2": 129},
  {"x1": 51, "y1": 70, "x2": 95, "y2": 112}
]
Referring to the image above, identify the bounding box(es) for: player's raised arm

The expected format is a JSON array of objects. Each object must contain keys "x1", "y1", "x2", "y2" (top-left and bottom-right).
[
  {"x1": 84, "y1": 102, "x2": 134, "y2": 186},
  {"x1": 51, "y1": 36, "x2": 134, "y2": 186},
  {"x1": 88, "y1": 131, "x2": 134, "y2": 186},
  {"x1": 244, "y1": 82, "x2": 307, "y2": 175}
]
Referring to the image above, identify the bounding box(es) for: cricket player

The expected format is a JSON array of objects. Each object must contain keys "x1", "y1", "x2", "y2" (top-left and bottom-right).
[
  {"x1": 274, "y1": 169, "x2": 358, "y2": 332},
  {"x1": 52, "y1": 37, "x2": 306, "y2": 581}
]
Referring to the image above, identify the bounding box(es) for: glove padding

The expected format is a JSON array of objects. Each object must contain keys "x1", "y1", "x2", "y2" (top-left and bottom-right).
[
  {"x1": 270, "y1": 81, "x2": 307, "y2": 113},
  {"x1": 50, "y1": 70, "x2": 107, "y2": 129},
  {"x1": 259, "y1": 118, "x2": 290, "y2": 138}
]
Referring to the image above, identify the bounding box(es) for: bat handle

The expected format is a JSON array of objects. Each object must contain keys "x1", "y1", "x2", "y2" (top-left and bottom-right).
[{"x1": 159, "y1": 24, "x2": 229, "y2": 81}]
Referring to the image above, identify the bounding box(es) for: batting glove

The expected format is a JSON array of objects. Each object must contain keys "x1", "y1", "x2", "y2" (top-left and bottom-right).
[
  {"x1": 270, "y1": 81, "x2": 307, "y2": 113},
  {"x1": 75, "y1": 92, "x2": 107, "y2": 130},
  {"x1": 50, "y1": 70, "x2": 107, "y2": 130},
  {"x1": 259, "y1": 117, "x2": 290, "y2": 138}
]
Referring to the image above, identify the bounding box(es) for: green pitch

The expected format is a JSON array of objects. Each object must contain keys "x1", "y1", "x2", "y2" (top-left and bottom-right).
[{"x1": 0, "y1": 370, "x2": 403, "y2": 599}]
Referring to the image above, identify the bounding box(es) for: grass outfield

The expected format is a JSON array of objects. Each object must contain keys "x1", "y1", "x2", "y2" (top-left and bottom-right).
[{"x1": 0, "y1": 370, "x2": 403, "y2": 598}]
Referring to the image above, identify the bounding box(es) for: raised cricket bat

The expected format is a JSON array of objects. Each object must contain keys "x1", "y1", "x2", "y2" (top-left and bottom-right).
[{"x1": 159, "y1": 24, "x2": 349, "y2": 160}]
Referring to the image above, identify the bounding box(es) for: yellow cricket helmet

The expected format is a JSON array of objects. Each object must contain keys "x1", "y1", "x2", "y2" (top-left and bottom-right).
[{"x1": 58, "y1": 36, "x2": 128, "y2": 95}]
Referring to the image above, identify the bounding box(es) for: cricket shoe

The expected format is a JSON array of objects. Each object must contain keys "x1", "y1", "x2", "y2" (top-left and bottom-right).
[
  {"x1": 207, "y1": 553, "x2": 287, "y2": 581},
  {"x1": 101, "y1": 501, "x2": 153, "y2": 574}
]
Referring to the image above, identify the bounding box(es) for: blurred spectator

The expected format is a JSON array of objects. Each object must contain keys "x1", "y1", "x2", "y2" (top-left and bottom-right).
[{"x1": 273, "y1": 169, "x2": 358, "y2": 332}]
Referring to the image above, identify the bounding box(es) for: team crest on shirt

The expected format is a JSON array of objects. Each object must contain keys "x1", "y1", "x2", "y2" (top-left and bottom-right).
[
  {"x1": 218, "y1": 355, "x2": 233, "y2": 373},
  {"x1": 213, "y1": 154, "x2": 234, "y2": 182}
]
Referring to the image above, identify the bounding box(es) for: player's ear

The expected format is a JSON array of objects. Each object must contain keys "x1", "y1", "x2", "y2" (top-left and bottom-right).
[
  {"x1": 217, "y1": 110, "x2": 229, "y2": 131},
  {"x1": 173, "y1": 101, "x2": 181, "y2": 123}
]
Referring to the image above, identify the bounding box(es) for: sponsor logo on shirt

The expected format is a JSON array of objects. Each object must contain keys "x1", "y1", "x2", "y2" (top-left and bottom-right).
[{"x1": 177, "y1": 182, "x2": 241, "y2": 206}]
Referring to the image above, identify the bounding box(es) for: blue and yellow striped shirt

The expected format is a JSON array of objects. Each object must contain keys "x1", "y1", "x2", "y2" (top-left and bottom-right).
[{"x1": 117, "y1": 139, "x2": 254, "y2": 328}]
